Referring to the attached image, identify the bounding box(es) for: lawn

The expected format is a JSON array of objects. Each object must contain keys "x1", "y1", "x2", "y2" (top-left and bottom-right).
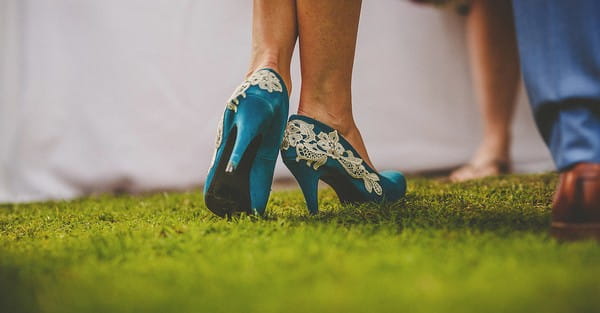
[{"x1": 1, "y1": 173, "x2": 599, "y2": 313}]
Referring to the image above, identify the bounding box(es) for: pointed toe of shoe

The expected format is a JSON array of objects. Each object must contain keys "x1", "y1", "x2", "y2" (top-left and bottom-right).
[{"x1": 380, "y1": 170, "x2": 407, "y2": 200}]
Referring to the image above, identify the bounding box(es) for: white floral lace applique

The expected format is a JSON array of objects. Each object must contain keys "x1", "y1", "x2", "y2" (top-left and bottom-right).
[
  {"x1": 210, "y1": 70, "x2": 283, "y2": 170},
  {"x1": 209, "y1": 114, "x2": 224, "y2": 170},
  {"x1": 282, "y1": 119, "x2": 383, "y2": 195},
  {"x1": 226, "y1": 69, "x2": 283, "y2": 112}
]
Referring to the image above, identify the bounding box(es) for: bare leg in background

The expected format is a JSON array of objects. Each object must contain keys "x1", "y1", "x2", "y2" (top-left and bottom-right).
[{"x1": 450, "y1": 0, "x2": 520, "y2": 182}]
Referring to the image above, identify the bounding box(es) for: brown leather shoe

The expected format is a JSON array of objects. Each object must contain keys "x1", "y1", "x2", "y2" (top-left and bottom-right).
[{"x1": 551, "y1": 163, "x2": 600, "y2": 241}]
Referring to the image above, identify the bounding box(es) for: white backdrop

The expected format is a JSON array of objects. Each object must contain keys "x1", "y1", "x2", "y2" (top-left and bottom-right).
[{"x1": 0, "y1": 0, "x2": 553, "y2": 202}]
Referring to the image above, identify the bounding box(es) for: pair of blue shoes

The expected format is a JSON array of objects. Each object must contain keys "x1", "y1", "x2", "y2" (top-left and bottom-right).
[{"x1": 204, "y1": 69, "x2": 406, "y2": 217}]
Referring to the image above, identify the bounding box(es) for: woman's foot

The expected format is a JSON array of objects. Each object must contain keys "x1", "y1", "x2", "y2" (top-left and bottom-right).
[
  {"x1": 450, "y1": 139, "x2": 510, "y2": 182},
  {"x1": 281, "y1": 115, "x2": 406, "y2": 214},
  {"x1": 204, "y1": 69, "x2": 290, "y2": 217},
  {"x1": 450, "y1": 159, "x2": 510, "y2": 182}
]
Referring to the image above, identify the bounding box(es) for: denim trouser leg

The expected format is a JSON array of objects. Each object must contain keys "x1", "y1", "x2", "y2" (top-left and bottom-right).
[{"x1": 512, "y1": 0, "x2": 600, "y2": 170}]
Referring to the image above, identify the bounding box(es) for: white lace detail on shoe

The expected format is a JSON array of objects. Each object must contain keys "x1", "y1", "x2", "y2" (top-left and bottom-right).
[
  {"x1": 281, "y1": 119, "x2": 383, "y2": 196},
  {"x1": 209, "y1": 70, "x2": 282, "y2": 170},
  {"x1": 226, "y1": 69, "x2": 283, "y2": 112},
  {"x1": 208, "y1": 114, "x2": 224, "y2": 171}
]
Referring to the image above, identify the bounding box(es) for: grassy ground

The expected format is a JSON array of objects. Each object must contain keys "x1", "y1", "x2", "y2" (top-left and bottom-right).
[{"x1": 1, "y1": 173, "x2": 599, "y2": 313}]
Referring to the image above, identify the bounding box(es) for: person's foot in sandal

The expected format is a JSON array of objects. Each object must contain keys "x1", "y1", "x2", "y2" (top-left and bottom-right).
[{"x1": 450, "y1": 140, "x2": 511, "y2": 182}]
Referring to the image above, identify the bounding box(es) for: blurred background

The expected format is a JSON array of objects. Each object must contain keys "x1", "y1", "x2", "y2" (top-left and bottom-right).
[{"x1": 0, "y1": 0, "x2": 553, "y2": 203}]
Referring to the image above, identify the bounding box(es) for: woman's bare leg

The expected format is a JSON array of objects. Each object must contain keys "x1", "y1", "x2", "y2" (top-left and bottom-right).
[
  {"x1": 295, "y1": 0, "x2": 375, "y2": 168},
  {"x1": 247, "y1": 0, "x2": 298, "y2": 93},
  {"x1": 450, "y1": 0, "x2": 520, "y2": 182}
]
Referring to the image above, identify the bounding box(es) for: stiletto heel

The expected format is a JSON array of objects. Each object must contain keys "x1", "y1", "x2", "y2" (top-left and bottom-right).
[
  {"x1": 281, "y1": 115, "x2": 406, "y2": 214},
  {"x1": 284, "y1": 159, "x2": 321, "y2": 214},
  {"x1": 205, "y1": 69, "x2": 289, "y2": 217},
  {"x1": 226, "y1": 98, "x2": 274, "y2": 173}
]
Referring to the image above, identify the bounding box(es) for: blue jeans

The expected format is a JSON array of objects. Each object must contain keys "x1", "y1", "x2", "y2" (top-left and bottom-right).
[{"x1": 512, "y1": 0, "x2": 600, "y2": 170}]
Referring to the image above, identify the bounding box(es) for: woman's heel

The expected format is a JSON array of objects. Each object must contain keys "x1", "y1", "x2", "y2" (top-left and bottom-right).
[
  {"x1": 284, "y1": 159, "x2": 321, "y2": 214},
  {"x1": 226, "y1": 97, "x2": 274, "y2": 173},
  {"x1": 204, "y1": 68, "x2": 289, "y2": 217},
  {"x1": 204, "y1": 100, "x2": 273, "y2": 217}
]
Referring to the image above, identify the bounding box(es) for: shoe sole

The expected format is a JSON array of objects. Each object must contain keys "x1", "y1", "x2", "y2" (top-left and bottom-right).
[
  {"x1": 550, "y1": 222, "x2": 600, "y2": 241},
  {"x1": 205, "y1": 127, "x2": 262, "y2": 217}
]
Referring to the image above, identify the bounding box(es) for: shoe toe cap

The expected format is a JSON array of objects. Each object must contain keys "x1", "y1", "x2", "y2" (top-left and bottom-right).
[{"x1": 379, "y1": 170, "x2": 407, "y2": 200}]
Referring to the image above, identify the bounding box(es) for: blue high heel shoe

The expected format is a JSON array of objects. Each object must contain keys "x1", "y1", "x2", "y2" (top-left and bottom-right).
[
  {"x1": 204, "y1": 69, "x2": 289, "y2": 217},
  {"x1": 281, "y1": 115, "x2": 406, "y2": 214}
]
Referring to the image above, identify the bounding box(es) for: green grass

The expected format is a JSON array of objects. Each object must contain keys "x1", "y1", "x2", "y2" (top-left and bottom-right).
[{"x1": 1, "y1": 173, "x2": 599, "y2": 313}]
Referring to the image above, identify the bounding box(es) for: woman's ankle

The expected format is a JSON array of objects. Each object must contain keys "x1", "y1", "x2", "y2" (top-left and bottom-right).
[
  {"x1": 248, "y1": 52, "x2": 292, "y2": 94},
  {"x1": 296, "y1": 107, "x2": 375, "y2": 168},
  {"x1": 296, "y1": 107, "x2": 356, "y2": 136},
  {"x1": 473, "y1": 137, "x2": 511, "y2": 164}
]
